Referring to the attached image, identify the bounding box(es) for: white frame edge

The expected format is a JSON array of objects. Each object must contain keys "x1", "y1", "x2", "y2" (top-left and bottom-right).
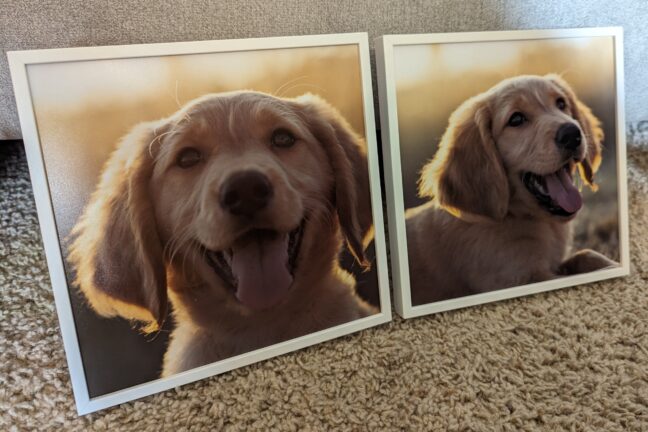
[
  {"x1": 8, "y1": 32, "x2": 392, "y2": 415},
  {"x1": 375, "y1": 27, "x2": 630, "y2": 320}
]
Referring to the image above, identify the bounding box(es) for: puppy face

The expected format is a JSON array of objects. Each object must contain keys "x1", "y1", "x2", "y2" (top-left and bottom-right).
[
  {"x1": 492, "y1": 78, "x2": 585, "y2": 172},
  {"x1": 150, "y1": 92, "x2": 332, "y2": 312},
  {"x1": 69, "y1": 91, "x2": 372, "y2": 330},
  {"x1": 491, "y1": 76, "x2": 594, "y2": 219},
  {"x1": 420, "y1": 75, "x2": 603, "y2": 222}
]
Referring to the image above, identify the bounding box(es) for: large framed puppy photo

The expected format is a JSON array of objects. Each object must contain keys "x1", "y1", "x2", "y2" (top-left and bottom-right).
[
  {"x1": 8, "y1": 33, "x2": 391, "y2": 414},
  {"x1": 376, "y1": 28, "x2": 629, "y2": 319}
]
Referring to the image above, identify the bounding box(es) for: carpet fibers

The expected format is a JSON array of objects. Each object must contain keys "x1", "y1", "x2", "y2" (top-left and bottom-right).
[{"x1": 1, "y1": 138, "x2": 647, "y2": 431}]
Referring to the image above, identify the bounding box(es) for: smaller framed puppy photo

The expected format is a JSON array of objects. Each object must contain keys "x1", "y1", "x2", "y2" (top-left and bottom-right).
[
  {"x1": 376, "y1": 28, "x2": 629, "y2": 319},
  {"x1": 9, "y1": 33, "x2": 391, "y2": 414}
]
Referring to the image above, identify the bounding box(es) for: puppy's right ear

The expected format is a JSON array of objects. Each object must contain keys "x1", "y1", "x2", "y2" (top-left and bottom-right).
[
  {"x1": 546, "y1": 74, "x2": 604, "y2": 189},
  {"x1": 68, "y1": 121, "x2": 168, "y2": 333},
  {"x1": 419, "y1": 96, "x2": 509, "y2": 221}
]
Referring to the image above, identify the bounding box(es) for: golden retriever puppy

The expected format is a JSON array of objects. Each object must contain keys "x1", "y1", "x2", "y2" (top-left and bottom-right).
[
  {"x1": 407, "y1": 75, "x2": 619, "y2": 305},
  {"x1": 68, "y1": 91, "x2": 377, "y2": 376}
]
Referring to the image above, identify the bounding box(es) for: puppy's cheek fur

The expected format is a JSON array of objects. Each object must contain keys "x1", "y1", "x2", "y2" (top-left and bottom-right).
[
  {"x1": 266, "y1": 170, "x2": 306, "y2": 228},
  {"x1": 498, "y1": 120, "x2": 564, "y2": 175}
]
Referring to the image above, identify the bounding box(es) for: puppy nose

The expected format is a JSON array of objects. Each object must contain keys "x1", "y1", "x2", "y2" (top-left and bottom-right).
[
  {"x1": 555, "y1": 123, "x2": 582, "y2": 151},
  {"x1": 219, "y1": 170, "x2": 273, "y2": 217}
]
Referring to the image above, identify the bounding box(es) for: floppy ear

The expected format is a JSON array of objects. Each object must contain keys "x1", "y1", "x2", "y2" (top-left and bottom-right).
[
  {"x1": 295, "y1": 94, "x2": 372, "y2": 268},
  {"x1": 546, "y1": 74, "x2": 604, "y2": 190},
  {"x1": 68, "y1": 121, "x2": 168, "y2": 333},
  {"x1": 419, "y1": 96, "x2": 509, "y2": 221}
]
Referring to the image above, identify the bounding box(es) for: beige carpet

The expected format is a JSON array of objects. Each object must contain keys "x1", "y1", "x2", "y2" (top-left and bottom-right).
[{"x1": 1, "y1": 136, "x2": 647, "y2": 431}]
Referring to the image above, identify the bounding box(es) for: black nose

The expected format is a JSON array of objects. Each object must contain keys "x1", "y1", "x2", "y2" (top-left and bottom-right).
[
  {"x1": 219, "y1": 170, "x2": 273, "y2": 217},
  {"x1": 555, "y1": 123, "x2": 582, "y2": 151}
]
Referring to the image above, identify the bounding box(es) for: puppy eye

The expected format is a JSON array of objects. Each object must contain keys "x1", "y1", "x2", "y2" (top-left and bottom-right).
[
  {"x1": 176, "y1": 147, "x2": 202, "y2": 168},
  {"x1": 507, "y1": 112, "x2": 527, "y2": 127},
  {"x1": 271, "y1": 129, "x2": 296, "y2": 148},
  {"x1": 556, "y1": 97, "x2": 567, "y2": 110}
]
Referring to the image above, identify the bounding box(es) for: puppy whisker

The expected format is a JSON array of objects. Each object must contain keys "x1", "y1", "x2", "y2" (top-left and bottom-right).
[
  {"x1": 278, "y1": 83, "x2": 327, "y2": 98},
  {"x1": 273, "y1": 75, "x2": 310, "y2": 98}
]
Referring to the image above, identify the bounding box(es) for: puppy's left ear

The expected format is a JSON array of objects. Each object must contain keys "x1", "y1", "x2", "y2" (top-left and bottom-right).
[
  {"x1": 295, "y1": 94, "x2": 372, "y2": 268},
  {"x1": 68, "y1": 121, "x2": 169, "y2": 333},
  {"x1": 547, "y1": 74, "x2": 604, "y2": 190}
]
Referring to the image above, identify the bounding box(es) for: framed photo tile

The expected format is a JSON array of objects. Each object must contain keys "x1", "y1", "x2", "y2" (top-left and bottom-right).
[
  {"x1": 376, "y1": 28, "x2": 629, "y2": 319},
  {"x1": 9, "y1": 32, "x2": 391, "y2": 414}
]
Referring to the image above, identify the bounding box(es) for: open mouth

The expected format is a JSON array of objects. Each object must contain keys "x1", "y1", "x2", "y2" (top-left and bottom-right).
[
  {"x1": 522, "y1": 163, "x2": 583, "y2": 217},
  {"x1": 204, "y1": 220, "x2": 305, "y2": 311}
]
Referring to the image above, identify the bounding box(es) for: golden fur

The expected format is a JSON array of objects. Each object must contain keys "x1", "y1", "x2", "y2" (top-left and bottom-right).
[
  {"x1": 407, "y1": 75, "x2": 618, "y2": 305},
  {"x1": 68, "y1": 91, "x2": 376, "y2": 376}
]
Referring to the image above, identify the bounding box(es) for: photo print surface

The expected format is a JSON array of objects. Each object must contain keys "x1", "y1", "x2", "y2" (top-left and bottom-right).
[
  {"x1": 378, "y1": 28, "x2": 629, "y2": 318},
  {"x1": 10, "y1": 34, "x2": 390, "y2": 413}
]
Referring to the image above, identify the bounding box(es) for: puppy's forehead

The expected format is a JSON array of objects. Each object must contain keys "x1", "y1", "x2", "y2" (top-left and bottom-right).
[
  {"x1": 498, "y1": 78, "x2": 557, "y2": 103},
  {"x1": 490, "y1": 78, "x2": 564, "y2": 121},
  {"x1": 195, "y1": 92, "x2": 299, "y2": 119},
  {"x1": 173, "y1": 92, "x2": 306, "y2": 142}
]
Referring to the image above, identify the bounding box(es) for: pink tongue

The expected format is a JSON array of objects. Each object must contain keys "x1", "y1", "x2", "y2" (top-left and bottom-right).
[
  {"x1": 230, "y1": 233, "x2": 292, "y2": 311},
  {"x1": 544, "y1": 168, "x2": 582, "y2": 213}
]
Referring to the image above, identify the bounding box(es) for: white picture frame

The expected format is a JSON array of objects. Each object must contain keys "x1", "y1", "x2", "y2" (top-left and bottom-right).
[
  {"x1": 376, "y1": 27, "x2": 629, "y2": 319},
  {"x1": 8, "y1": 32, "x2": 392, "y2": 415}
]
